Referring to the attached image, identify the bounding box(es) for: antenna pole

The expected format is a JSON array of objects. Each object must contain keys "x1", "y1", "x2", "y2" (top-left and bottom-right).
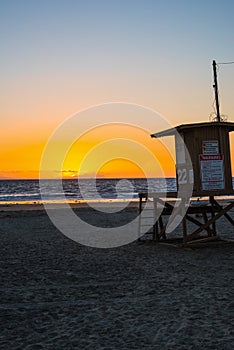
[{"x1": 213, "y1": 60, "x2": 221, "y2": 122}]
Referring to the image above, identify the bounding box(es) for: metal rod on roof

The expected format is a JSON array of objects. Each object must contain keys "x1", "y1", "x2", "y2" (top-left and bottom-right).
[{"x1": 212, "y1": 60, "x2": 221, "y2": 122}]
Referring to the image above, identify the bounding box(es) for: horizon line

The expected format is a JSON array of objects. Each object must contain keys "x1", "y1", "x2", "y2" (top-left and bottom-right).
[{"x1": 0, "y1": 176, "x2": 177, "y2": 181}]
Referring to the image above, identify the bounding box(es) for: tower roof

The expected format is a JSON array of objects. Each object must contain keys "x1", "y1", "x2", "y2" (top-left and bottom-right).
[{"x1": 151, "y1": 121, "x2": 234, "y2": 138}]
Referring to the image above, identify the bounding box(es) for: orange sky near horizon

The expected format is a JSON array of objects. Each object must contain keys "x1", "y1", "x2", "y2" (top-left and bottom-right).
[
  {"x1": 16, "y1": 124, "x2": 175, "y2": 180},
  {"x1": 1, "y1": 115, "x2": 234, "y2": 180},
  {"x1": 62, "y1": 125, "x2": 176, "y2": 179}
]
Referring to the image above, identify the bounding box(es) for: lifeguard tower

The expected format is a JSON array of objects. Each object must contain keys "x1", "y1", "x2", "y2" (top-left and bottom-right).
[{"x1": 139, "y1": 61, "x2": 234, "y2": 247}]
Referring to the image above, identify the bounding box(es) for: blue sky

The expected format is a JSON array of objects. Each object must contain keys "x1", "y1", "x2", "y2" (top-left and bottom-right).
[{"x1": 1, "y1": 0, "x2": 234, "y2": 124}]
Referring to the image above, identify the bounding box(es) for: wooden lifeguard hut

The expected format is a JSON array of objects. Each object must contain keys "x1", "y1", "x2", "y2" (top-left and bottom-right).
[{"x1": 139, "y1": 61, "x2": 234, "y2": 247}]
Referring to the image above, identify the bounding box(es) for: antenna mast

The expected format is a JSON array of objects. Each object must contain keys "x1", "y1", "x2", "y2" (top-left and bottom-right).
[{"x1": 212, "y1": 60, "x2": 221, "y2": 122}]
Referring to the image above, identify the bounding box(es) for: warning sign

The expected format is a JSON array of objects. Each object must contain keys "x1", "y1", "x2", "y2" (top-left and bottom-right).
[
  {"x1": 199, "y1": 154, "x2": 224, "y2": 190},
  {"x1": 202, "y1": 140, "x2": 219, "y2": 155}
]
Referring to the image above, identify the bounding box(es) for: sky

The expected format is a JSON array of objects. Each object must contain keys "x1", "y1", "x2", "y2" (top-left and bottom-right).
[{"x1": 1, "y1": 0, "x2": 234, "y2": 179}]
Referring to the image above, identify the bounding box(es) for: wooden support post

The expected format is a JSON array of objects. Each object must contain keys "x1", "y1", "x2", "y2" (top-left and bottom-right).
[
  {"x1": 202, "y1": 211, "x2": 213, "y2": 236},
  {"x1": 138, "y1": 193, "x2": 145, "y2": 241},
  {"x1": 153, "y1": 198, "x2": 159, "y2": 241},
  {"x1": 139, "y1": 192, "x2": 234, "y2": 247},
  {"x1": 153, "y1": 221, "x2": 159, "y2": 241},
  {"x1": 211, "y1": 196, "x2": 234, "y2": 226},
  {"x1": 210, "y1": 197, "x2": 217, "y2": 236},
  {"x1": 187, "y1": 202, "x2": 234, "y2": 241},
  {"x1": 159, "y1": 217, "x2": 166, "y2": 239},
  {"x1": 182, "y1": 217, "x2": 187, "y2": 246}
]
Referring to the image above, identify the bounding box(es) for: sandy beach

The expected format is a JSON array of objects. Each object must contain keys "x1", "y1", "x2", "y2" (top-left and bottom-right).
[{"x1": 0, "y1": 204, "x2": 234, "y2": 350}]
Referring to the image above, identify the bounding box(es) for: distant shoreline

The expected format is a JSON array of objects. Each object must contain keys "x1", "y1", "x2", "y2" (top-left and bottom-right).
[
  {"x1": 0, "y1": 200, "x2": 140, "y2": 211},
  {"x1": 0, "y1": 177, "x2": 176, "y2": 181}
]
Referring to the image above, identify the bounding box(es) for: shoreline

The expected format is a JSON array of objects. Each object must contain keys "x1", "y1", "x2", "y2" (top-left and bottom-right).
[
  {"x1": 0, "y1": 200, "x2": 140, "y2": 212},
  {"x1": 1, "y1": 194, "x2": 234, "y2": 212}
]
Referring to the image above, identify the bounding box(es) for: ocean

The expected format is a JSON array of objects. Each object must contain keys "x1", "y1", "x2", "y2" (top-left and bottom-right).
[{"x1": 0, "y1": 178, "x2": 177, "y2": 203}]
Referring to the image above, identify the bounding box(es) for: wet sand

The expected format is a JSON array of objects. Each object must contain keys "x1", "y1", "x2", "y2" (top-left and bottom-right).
[{"x1": 0, "y1": 205, "x2": 234, "y2": 349}]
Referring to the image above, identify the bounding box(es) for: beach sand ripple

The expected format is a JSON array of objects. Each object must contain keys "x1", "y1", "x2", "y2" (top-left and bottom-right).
[{"x1": 0, "y1": 208, "x2": 234, "y2": 349}]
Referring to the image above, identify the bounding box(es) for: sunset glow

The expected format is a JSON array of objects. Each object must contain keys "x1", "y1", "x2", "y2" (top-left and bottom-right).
[{"x1": 1, "y1": 1, "x2": 234, "y2": 179}]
